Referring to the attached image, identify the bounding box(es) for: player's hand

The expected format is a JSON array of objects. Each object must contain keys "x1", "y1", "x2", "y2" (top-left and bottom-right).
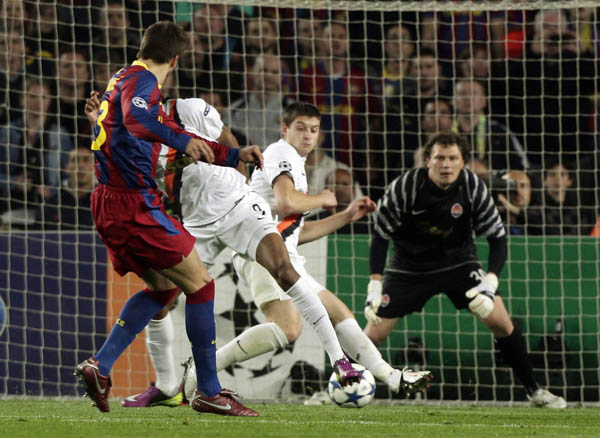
[
  {"x1": 364, "y1": 279, "x2": 383, "y2": 325},
  {"x1": 319, "y1": 189, "x2": 337, "y2": 210},
  {"x1": 238, "y1": 145, "x2": 264, "y2": 170},
  {"x1": 85, "y1": 91, "x2": 101, "y2": 124},
  {"x1": 344, "y1": 196, "x2": 376, "y2": 222},
  {"x1": 186, "y1": 138, "x2": 215, "y2": 164},
  {"x1": 465, "y1": 273, "x2": 498, "y2": 319}
]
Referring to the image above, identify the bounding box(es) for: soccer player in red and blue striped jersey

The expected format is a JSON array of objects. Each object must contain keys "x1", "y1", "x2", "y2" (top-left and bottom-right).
[{"x1": 75, "y1": 21, "x2": 261, "y2": 417}]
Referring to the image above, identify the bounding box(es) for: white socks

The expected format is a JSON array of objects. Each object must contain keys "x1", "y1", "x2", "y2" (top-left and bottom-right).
[
  {"x1": 335, "y1": 318, "x2": 394, "y2": 382},
  {"x1": 286, "y1": 276, "x2": 345, "y2": 365},
  {"x1": 216, "y1": 322, "x2": 288, "y2": 371},
  {"x1": 146, "y1": 313, "x2": 179, "y2": 397}
]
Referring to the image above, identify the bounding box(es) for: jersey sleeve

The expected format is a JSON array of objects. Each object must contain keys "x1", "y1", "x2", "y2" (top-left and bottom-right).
[
  {"x1": 469, "y1": 171, "x2": 506, "y2": 239},
  {"x1": 263, "y1": 144, "x2": 296, "y2": 186},
  {"x1": 175, "y1": 98, "x2": 224, "y2": 142},
  {"x1": 120, "y1": 71, "x2": 192, "y2": 152},
  {"x1": 373, "y1": 175, "x2": 405, "y2": 240}
]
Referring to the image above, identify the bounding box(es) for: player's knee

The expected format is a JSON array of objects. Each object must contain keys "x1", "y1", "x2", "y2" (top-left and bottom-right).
[
  {"x1": 364, "y1": 325, "x2": 387, "y2": 345},
  {"x1": 271, "y1": 261, "x2": 299, "y2": 291},
  {"x1": 280, "y1": 320, "x2": 302, "y2": 343}
]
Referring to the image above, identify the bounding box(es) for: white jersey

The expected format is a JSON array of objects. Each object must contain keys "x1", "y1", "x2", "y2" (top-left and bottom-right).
[
  {"x1": 159, "y1": 98, "x2": 249, "y2": 227},
  {"x1": 249, "y1": 139, "x2": 307, "y2": 254}
]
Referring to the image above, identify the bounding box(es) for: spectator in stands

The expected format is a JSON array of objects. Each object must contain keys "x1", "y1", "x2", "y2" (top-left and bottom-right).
[
  {"x1": 0, "y1": 78, "x2": 72, "y2": 221},
  {"x1": 92, "y1": 0, "x2": 140, "y2": 63},
  {"x1": 192, "y1": 3, "x2": 233, "y2": 72},
  {"x1": 527, "y1": 160, "x2": 596, "y2": 236},
  {"x1": 508, "y1": 9, "x2": 597, "y2": 167},
  {"x1": 326, "y1": 168, "x2": 358, "y2": 212},
  {"x1": 39, "y1": 146, "x2": 95, "y2": 230},
  {"x1": 0, "y1": 28, "x2": 26, "y2": 124},
  {"x1": 228, "y1": 54, "x2": 294, "y2": 149},
  {"x1": 191, "y1": 4, "x2": 240, "y2": 100},
  {"x1": 0, "y1": 0, "x2": 24, "y2": 33},
  {"x1": 23, "y1": 0, "x2": 58, "y2": 76},
  {"x1": 393, "y1": 49, "x2": 451, "y2": 146},
  {"x1": 299, "y1": 20, "x2": 381, "y2": 179},
  {"x1": 177, "y1": 21, "x2": 228, "y2": 100},
  {"x1": 421, "y1": 7, "x2": 505, "y2": 69},
  {"x1": 245, "y1": 17, "x2": 279, "y2": 56},
  {"x1": 380, "y1": 23, "x2": 415, "y2": 115},
  {"x1": 55, "y1": 48, "x2": 92, "y2": 145},
  {"x1": 310, "y1": 167, "x2": 369, "y2": 233},
  {"x1": 453, "y1": 79, "x2": 528, "y2": 172},
  {"x1": 292, "y1": 15, "x2": 323, "y2": 76},
  {"x1": 495, "y1": 170, "x2": 533, "y2": 235},
  {"x1": 91, "y1": 49, "x2": 125, "y2": 94},
  {"x1": 385, "y1": 51, "x2": 451, "y2": 174}
]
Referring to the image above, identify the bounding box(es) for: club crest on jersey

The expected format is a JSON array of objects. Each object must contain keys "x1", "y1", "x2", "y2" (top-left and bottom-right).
[
  {"x1": 132, "y1": 96, "x2": 148, "y2": 109},
  {"x1": 279, "y1": 160, "x2": 292, "y2": 172},
  {"x1": 451, "y1": 202, "x2": 463, "y2": 218},
  {"x1": 380, "y1": 294, "x2": 391, "y2": 308}
]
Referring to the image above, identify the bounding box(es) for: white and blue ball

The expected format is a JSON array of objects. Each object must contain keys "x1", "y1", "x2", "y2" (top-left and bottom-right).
[{"x1": 327, "y1": 363, "x2": 375, "y2": 408}]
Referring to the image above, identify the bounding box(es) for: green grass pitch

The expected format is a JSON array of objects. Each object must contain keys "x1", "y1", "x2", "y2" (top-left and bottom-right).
[{"x1": 0, "y1": 400, "x2": 599, "y2": 438}]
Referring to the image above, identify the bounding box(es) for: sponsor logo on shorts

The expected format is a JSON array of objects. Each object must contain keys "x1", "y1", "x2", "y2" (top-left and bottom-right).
[
  {"x1": 380, "y1": 294, "x2": 391, "y2": 307},
  {"x1": 451, "y1": 203, "x2": 463, "y2": 218}
]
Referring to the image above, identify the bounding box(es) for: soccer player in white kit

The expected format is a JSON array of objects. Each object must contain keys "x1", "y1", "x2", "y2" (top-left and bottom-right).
[{"x1": 184, "y1": 102, "x2": 432, "y2": 401}]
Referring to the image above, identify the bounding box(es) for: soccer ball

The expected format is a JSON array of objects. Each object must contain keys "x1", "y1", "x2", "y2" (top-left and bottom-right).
[{"x1": 327, "y1": 364, "x2": 376, "y2": 408}]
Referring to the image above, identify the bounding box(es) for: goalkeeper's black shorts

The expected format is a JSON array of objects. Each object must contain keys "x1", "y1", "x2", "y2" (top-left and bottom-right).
[{"x1": 377, "y1": 262, "x2": 502, "y2": 319}]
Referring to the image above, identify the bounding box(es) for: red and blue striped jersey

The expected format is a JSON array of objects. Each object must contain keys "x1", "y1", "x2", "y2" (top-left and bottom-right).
[{"x1": 91, "y1": 61, "x2": 238, "y2": 189}]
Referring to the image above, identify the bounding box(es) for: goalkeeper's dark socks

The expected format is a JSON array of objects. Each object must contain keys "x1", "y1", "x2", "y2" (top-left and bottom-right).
[
  {"x1": 185, "y1": 280, "x2": 221, "y2": 396},
  {"x1": 96, "y1": 288, "x2": 175, "y2": 376},
  {"x1": 494, "y1": 325, "x2": 539, "y2": 396}
]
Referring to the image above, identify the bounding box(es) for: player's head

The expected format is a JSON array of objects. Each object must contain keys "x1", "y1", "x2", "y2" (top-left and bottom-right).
[
  {"x1": 424, "y1": 131, "x2": 469, "y2": 189},
  {"x1": 282, "y1": 102, "x2": 321, "y2": 157},
  {"x1": 137, "y1": 21, "x2": 189, "y2": 65}
]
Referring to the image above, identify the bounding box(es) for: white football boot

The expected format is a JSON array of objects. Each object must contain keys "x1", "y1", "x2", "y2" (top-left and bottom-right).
[
  {"x1": 388, "y1": 367, "x2": 433, "y2": 395},
  {"x1": 528, "y1": 388, "x2": 567, "y2": 408}
]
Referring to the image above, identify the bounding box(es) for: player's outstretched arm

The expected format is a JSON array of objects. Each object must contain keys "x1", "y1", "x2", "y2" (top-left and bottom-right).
[
  {"x1": 273, "y1": 175, "x2": 337, "y2": 217},
  {"x1": 298, "y1": 196, "x2": 376, "y2": 244}
]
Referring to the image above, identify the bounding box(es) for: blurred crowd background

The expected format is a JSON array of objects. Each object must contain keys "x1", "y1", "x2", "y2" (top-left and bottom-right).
[{"x1": 0, "y1": 1, "x2": 599, "y2": 236}]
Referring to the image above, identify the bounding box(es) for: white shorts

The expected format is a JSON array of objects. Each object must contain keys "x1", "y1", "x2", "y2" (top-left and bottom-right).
[
  {"x1": 185, "y1": 191, "x2": 278, "y2": 265},
  {"x1": 232, "y1": 251, "x2": 325, "y2": 310}
]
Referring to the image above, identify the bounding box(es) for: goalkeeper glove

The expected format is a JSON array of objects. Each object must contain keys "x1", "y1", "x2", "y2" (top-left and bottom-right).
[
  {"x1": 465, "y1": 273, "x2": 498, "y2": 319},
  {"x1": 364, "y1": 279, "x2": 383, "y2": 325}
]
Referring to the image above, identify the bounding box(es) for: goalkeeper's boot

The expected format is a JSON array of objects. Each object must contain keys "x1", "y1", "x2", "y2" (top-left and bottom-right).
[
  {"x1": 389, "y1": 367, "x2": 433, "y2": 396},
  {"x1": 528, "y1": 388, "x2": 567, "y2": 408},
  {"x1": 333, "y1": 355, "x2": 361, "y2": 386},
  {"x1": 191, "y1": 389, "x2": 259, "y2": 417},
  {"x1": 75, "y1": 357, "x2": 112, "y2": 413},
  {"x1": 121, "y1": 385, "x2": 183, "y2": 408}
]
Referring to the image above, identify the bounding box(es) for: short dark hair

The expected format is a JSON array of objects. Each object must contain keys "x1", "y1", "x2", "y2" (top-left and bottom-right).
[
  {"x1": 137, "y1": 21, "x2": 189, "y2": 64},
  {"x1": 282, "y1": 101, "x2": 321, "y2": 126},
  {"x1": 423, "y1": 131, "x2": 470, "y2": 162}
]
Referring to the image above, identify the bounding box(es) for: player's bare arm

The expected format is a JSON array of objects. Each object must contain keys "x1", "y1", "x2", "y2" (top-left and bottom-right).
[
  {"x1": 273, "y1": 174, "x2": 337, "y2": 216},
  {"x1": 298, "y1": 197, "x2": 376, "y2": 244}
]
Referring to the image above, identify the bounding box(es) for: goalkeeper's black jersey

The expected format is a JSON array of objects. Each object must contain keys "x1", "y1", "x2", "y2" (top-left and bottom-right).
[{"x1": 373, "y1": 167, "x2": 506, "y2": 273}]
